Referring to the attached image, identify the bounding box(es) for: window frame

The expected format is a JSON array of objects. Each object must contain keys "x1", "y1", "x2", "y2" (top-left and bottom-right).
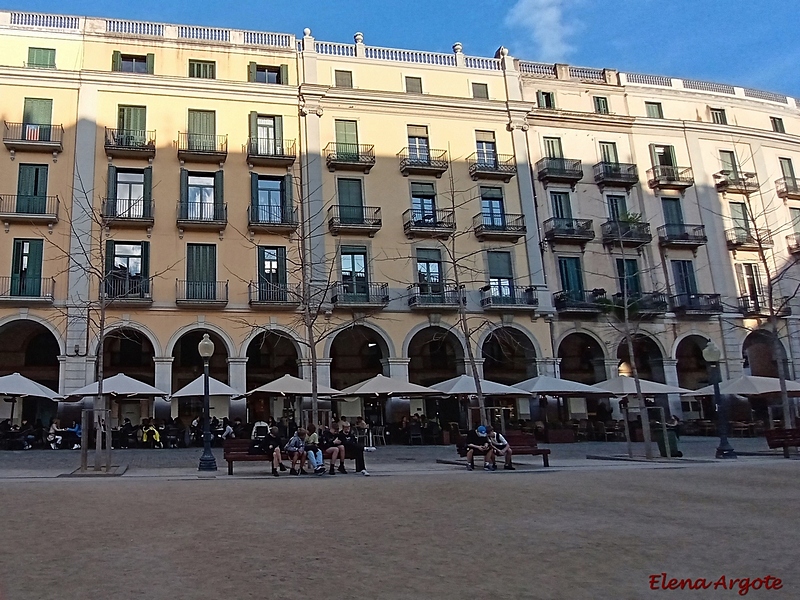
[
  {"x1": 537, "y1": 90, "x2": 556, "y2": 109},
  {"x1": 710, "y1": 108, "x2": 728, "y2": 125},
  {"x1": 593, "y1": 96, "x2": 609, "y2": 114},
  {"x1": 405, "y1": 76, "x2": 423, "y2": 94},
  {"x1": 645, "y1": 102, "x2": 664, "y2": 119},
  {"x1": 334, "y1": 70, "x2": 354, "y2": 88},
  {"x1": 471, "y1": 82, "x2": 489, "y2": 99},
  {"x1": 27, "y1": 47, "x2": 55, "y2": 69},
  {"x1": 188, "y1": 60, "x2": 216, "y2": 79},
  {"x1": 771, "y1": 117, "x2": 786, "y2": 133}
]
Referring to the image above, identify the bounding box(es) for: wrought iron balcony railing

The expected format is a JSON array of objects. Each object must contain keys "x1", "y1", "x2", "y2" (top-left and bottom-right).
[
  {"x1": 248, "y1": 281, "x2": 301, "y2": 307},
  {"x1": 177, "y1": 201, "x2": 227, "y2": 225},
  {"x1": 536, "y1": 157, "x2": 583, "y2": 185},
  {"x1": 102, "y1": 198, "x2": 154, "y2": 224},
  {"x1": 593, "y1": 162, "x2": 639, "y2": 187},
  {"x1": 787, "y1": 233, "x2": 800, "y2": 254},
  {"x1": 715, "y1": 171, "x2": 759, "y2": 194},
  {"x1": 725, "y1": 227, "x2": 772, "y2": 250},
  {"x1": 176, "y1": 280, "x2": 228, "y2": 305},
  {"x1": 0, "y1": 194, "x2": 59, "y2": 222},
  {"x1": 646, "y1": 165, "x2": 694, "y2": 190},
  {"x1": 331, "y1": 281, "x2": 390, "y2": 306},
  {"x1": 472, "y1": 212, "x2": 526, "y2": 241},
  {"x1": 248, "y1": 204, "x2": 298, "y2": 231},
  {"x1": 325, "y1": 142, "x2": 376, "y2": 173},
  {"x1": 542, "y1": 218, "x2": 595, "y2": 244},
  {"x1": 104, "y1": 274, "x2": 153, "y2": 302},
  {"x1": 479, "y1": 285, "x2": 538, "y2": 310},
  {"x1": 3, "y1": 122, "x2": 64, "y2": 153},
  {"x1": 738, "y1": 295, "x2": 791, "y2": 317},
  {"x1": 0, "y1": 276, "x2": 54, "y2": 302},
  {"x1": 612, "y1": 292, "x2": 669, "y2": 316},
  {"x1": 601, "y1": 220, "x2": 652, "y2": 247},
  {"x1": 398, "y1": 148, "x2": 449, "y2": 177},
  {"x1": 403, "y1": 208, "x2": 455, "y2": 237},
  {"x1": 327, "y1": 205, "x2": 382, "y2": 236},
  {"x1": 467, "y1": 153, "x2": 517, "y2": 181},
  {"x1": 553, "y1": 289, "x2": 608, "y2": 314},
  {"x1": 176, "y1": 133, "x2": 228, "y2": 162},
  {"x1": 670, "y1": 293, "x2": 722, "y2": 315},
  {"x1": 657, "y1": 223, "x2": 707, "y2": 247},
  {"x1": 407, "y1": 283, "x2": 464, "y2": 310},
  {"x1": 104, "y1": 128, "x2": 156, "y2": 158},
  {"x1": 776, "y1": 177, "x2": 800, "y2": 200},
  {"x1": 246, "y1": 137, "x2": 296, "y2": 166}
]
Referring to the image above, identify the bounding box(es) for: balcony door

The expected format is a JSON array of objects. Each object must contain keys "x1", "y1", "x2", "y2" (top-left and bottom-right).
[
  {"x1": 411, "y1": 183, "x2": 437, "y2": 225},
  {"x1": 480, "y1": 187, "x2": 505, "y2": 228},
  {"x1": 186, "y1": 244, "x2": 216, "y2": 300},
  {"x1": 255, "y1": 176, "x2": 283, "y2": 223},
  {"x1": 11, "y1": 239, "x2": 43, "y2": 297},
  {"x1": 335, "y1": 120, "x2": 358, "y2": 160},
  {"x1": 550, "y1": 191, "x2": 572, "y2": 220},
  {"x1": 558, "y1": 256, "x2": 583, "y2": 300},
  {"x1": 719, "y1": 150, "x2": 739, "y2": 178},
  {"x1": 188, "y1": 110, "x2": 216, "y2": 151},
  {"x1": 661, "y1": 198, "x2": 684, "y2": 238},
  {"x1": 337, "y1": 178, "x2": 365, "y2": 224},
  {"x1": 407, "y1": 125, "x2": 429, "y2": 163},
  {"x1": 730, "y1": 202, "x2": 749, "y2": 239},
  {"x1": 16, "y1": 164, "x2": 48, "y2": 214},
  {"x1": 651, "y1": 144, "x2": 676, "y2": 168},
  {"x1": 115, "y1": 171, "x2": 145, "y2": 218},
  {"x1": 487, "y1": 251, "x2": 514, "y2": 302},
  {"x1": 476, "y1": 131, "x2": 497, "y2": 167},
  {"x1": 105, "y1": 241, "x2": 148, "y2": 299},
  {"x1": 607, "y1": 194, "x2": 627, "y2": 222},
  {"x1": 22, "y1": 98, "x2": 52, "y2": 141},
  {"x1": 341, "y1": 246, "x2": 368, "y2": 300},
  {"x1": 248, "y1": 113, "x2": 283, "y2": 156},
  {"x1": 117, "y1": 106, "x2": 146, "y2": 145},
  {"x1": 416, "y1": 248, "x2": 443, "y2": 297},
  {"x1": 543, "y1": 137, "x2": 563, "y2": 159},
  {"x1": 599, "y1": 141, "x2": 619, "y2": 164},
  {"x1": 258, "y1": 246, "x2": 287, "y2": 301},
  {"x1": 616, "y1": 258, "x2": 641, "y2": 298},
  {"x1": 735, "y1": 263, "x2": 763, "y2": 309}
]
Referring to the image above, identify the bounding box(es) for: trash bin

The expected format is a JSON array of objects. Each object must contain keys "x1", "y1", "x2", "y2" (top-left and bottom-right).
[{"x1": 654, "y1": 427, "x2": 682, "y2": 457}]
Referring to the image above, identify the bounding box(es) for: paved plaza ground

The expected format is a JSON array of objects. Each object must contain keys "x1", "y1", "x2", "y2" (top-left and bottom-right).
[{"x1": 0, "y1": 438, "x2": 797, "y2": 599}]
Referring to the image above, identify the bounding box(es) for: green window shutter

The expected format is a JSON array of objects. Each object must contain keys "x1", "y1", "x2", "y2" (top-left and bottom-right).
[
  {"x1": 274, "y1": 116, "x2": 283, "y2": 154},
  {"x1": 17, "y1": 164, "x2": 36, "y2": 196},
  {"x1": 282, "y1": 174, "x2": 293, "y2": 214},
  {"x1": 338, "y1": 178, "x2": 363, "y2": 223},
  {"x1": 143, "y1": 166, "x2": 152, "y2": 217},
  {"x1": 187, "y1": 244, "x2": 216, "y2": 282},
  {"x1": 558, "y1": 257, "x2": 583, "y2": 295},
  {"x1": 487, "y1": 251, "x2": 512, "y2": 279},
  {"x1": 276, "y1": 247, "x2": 287, "y2": 284},
  {"x1": 141, "y1": 241, "x2": 150, "y2": 278},
  {"x1": 335, "y1": 120, "x2": 358, "y2": 145},
  {"x1": 279, "y1": 64, "x2": 289, "y2": 85},
  {"x1": 537, "y1": 91, "x2": 545, "y2": 106},
  {"x1": 248, "y1": 62, "x2": 257, "y2": 82},
  {"x1": 23, "y1": 98, "x2": 52, "y2": 125},
  {"x1": 188, "y1": 110, "x2": 215, "y2": 136},
  {"x1": 180, "y1": 168, "x2": 188, "y2": 204},
  {"x1": 214, "y1": 170, "x2": 224, "y2": 211},
  {"x1": 146, "y1": 53, "x2": 155, "y2": 74},
  {"x1": 112, "y1": 51, "x2": 122, "y2": 72},
  {"x1": 26, "y1": 239, "x2": 43, "y2": 280},
  {"x1": 661, "y1": 198, "x2": 683, "y2": 225},
  {"x1": 105, "y1": 240, "x2": 115, "y2": 276},
  {"x1": 248, "y1": 112, "x2": 258, "y2": 140},
  {"x1": 106, "y1": 165, "x2": 117, "y2": 214},
  {"x1": 411, "y1": 182, "x2": 435, "y2": 196},
  {"x1": 250, "y1": 172, "x2": 259, "y2": 210},
  {"x1": 28, "y1": 48, "x2": 55, "y2": 68},
  {"x1": 550, "y1": 191, "x2": 572, "y2": 220}
]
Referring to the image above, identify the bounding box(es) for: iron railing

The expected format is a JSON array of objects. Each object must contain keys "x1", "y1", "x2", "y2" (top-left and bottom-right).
[
  {"x1": 102, "y1": 198, "x2": 154, "y2": 221},
  {"x1": 725, "y1": 227, "x2": 773, "y2": 248},
  {"x1": 248, "y1": 204, "x2": 297, "y2": 227},
  {"x1": 473, "y1": 212, "x2": 526, "y2": 235},
  {"x1": 177, "y1": 201, "x2": 227, "y2": 223},
  {"x1": 479, "y1": 285, "x2": 538, "y2": 309},
  {"x1": 536, "y1": 157, "x2": 583, "y2": 181},
  {"x1": 105, "y1": 274, "x2": 153, "y2": 301},
  {"x1": 0, "y1": 276, "x2": 54, "y2": 300},
  {"x1": 553, "y1": 289, "x2": 608, "y2": 312},
  {"x1": 177, "y1": 133, "x2": 228, "y2": 154},
  {"x1": 738, "y1": 295, "x2": 791, "y2": 317},
  {"x1": 646, "y1": 166, "x2": 694, "y2": 188},
  {"x1": 0, "y1": 194, "x2": 59, "y2": 218},
  {"x1": 104, "y1": 128, "x2": 156, "y2": 151},
  {"x1": 331, "y1": 281, "x2": 390, "y2": 306},
  {"x1": 246, "y1": 137, "x2": 296, "y2": 159},
  {"x1": 407, "y1": 283, "x2": 463, "y2": 308},
  {"x1": 601, "y1": 220, "x2": 652, "y2": 245},
  {"x1": 787, "y1": 233, "x2": 800, "y2": 254},
  {"x1": 176, "y1": 280, "x2": 228, "y2": 303},
  {"x1": 327, "y1": 205, "x2": 382, "y2": 228},
  {"x1": 248, "y1": 281, "x2": 300, "y2": 305},
  {"x1": 612, "y1": 292, "x2": 669, "y2": 315},
  {"x1": 657, "y1": 224, "x2": 707, "y2": 245},
  {"x1": 670, "y1": 293, "x2": 722, "y2": 314},
  {"x1": 593, "y1": 161, "x2": 638, "y2": 185},
  {"x1": 3, "y1": 122, "x2": 64, "y2": 144},
  {"x1": 467, "y1": 153, "x2": 517, "y2": 177},
  {"x1": 398, "y1": 148, "x2": 449, "y2": 173},
  {"x1": 542, "y1": 218, "x2": 595, "y2": 241},
  {"x1": 776, "y1": 177, "x2": 800, "y2": 199},
  {"x1": 403, "y1": 208, "x2": 455, "y2": 232},
  {"x1": 715, "y1": 171, "x2": 759, "y2": 194},
  {"x1": 324, "y1": 142, "x2": 376, "y2": 168}
]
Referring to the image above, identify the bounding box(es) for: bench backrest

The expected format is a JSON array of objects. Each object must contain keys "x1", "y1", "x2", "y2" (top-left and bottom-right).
[
  {"x1": 224, "y1": 439, "x2": 253, "y2": 453},
  {"x1": 765, "y1": 428, "x2": 800, "y2": 444}
]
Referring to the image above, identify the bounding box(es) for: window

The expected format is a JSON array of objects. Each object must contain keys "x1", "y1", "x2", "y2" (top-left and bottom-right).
[
  {"x1": 337, "y1": 178, "x2": 365, "y2": 224},
  {"x1": 112, "y1": 51, "x2": 154, "y2": 74},
  {"x1": 116, "y1": 106, "x2": 147, "y2": 143},
  {"x1": 405, "y1": 76, "x2": 423, "y2": 94},
  {"x1": 475, "y1": 131, "x2": 497, "y2": 166},
  {"x1": 661, "y1": 197, "x2": 683, "y2": 228},
  {"x1": 341, "y1": 246, "x2": 368, "y2": 298},
  {"x1": 616, "y1": 258, "x2": 641, "y2": 297},
  {"x1": 186, "y1": 244, "x2": 217, "y2": 300},
  {"x1": 335, "y1": 120, "x2": 359, "y2": 157},
  {"x1": 671, "y1": 260, "x2": 697, "y2": 297},
  {"x1": 180, "y1": 169, "x2": 224, "y2": 221},
  {"x1": 27, "y1": 48, "x2": 55, "y2": 69},
  {"x1": 106, "y1": 166, "x2": 151, "y2": 219},
  {"x1": 16, "y1": 164, "x2": 48, "y2": 214},
  {"x1": 550, "y1": 191, "x2": 572, "y2": 220},
  {"x1": 593, "y1": 96, "x2": 609, "y2": 114},
  {"x1": 334, "y1": 70, "x2": 353, "y2": 88},
  {"x1": 650, "y1": 144, "x2": 676, "y2": 167},
  {"x1": 537, "y1": 91, "x2": 556, "y2": 109},
  {"x1": 407, "y1": 125, "x2": 430, "y2": 162},
  {"x1": 599, "y1": 141, "x2": 619, "y2": 164},
  {"x1": 779, "y1": 157, "x2": 795, "y2": 181},
  {"x1": 480, "y1": 187, "x2": 505, "y2": 228},
  {"x1": 10, "y1": 239, "x2": 43, "y2": 296},
  {"x1": 729, "y1": 201, "x2": 749, "y2": 235},
  {"x1": 487, "y1": 251, "x2": 514, "y2": 299},
  {"x1": 607, "y1": 194, "x2": 628, "y2": 221},
  {"x1": 248, "y1": 113, "x2": 284, "y2": 155},
  {"x1": 187, "y1": 110, "x2": 216, "y2": 151},
  {"x1": 771, "y1": 117, "x2": 786, "y2": 133},
  {"x1": 719, "y1": 150, "x2": 739, "y2": 176},
  {"x1": 558, "y1": 256, "x2": 584, "y2": 298},
  {"x1": 411, "y1": 182, "x2": 437, "y2": 225},
  {"x1": 472, "y1": 83, "x2": 489, "y2": 99},
  {"x1": 257, "y1": 247, "x2": 288, "y2": 300},
  {"x1": 645, "y1": 102, "x2": 664, "y2": 119},
  {"x1": 188, "y1": 60, "x2": 215, "y2": 79},
  {"x1": 416, "y1": 248, "x2": 443, "y2": 295},
  {"x1": 105, "y1": 241, "x2": 149, "y2": 298},
  {"x1": 248, "y1": 62, "x2": 288, "y2": 84},
  {"x1": 790, "y1": 207, "x2": 800, "y2": 235},
  {"x1": 735, "y1": 263, "x2": 763, "y2": 300},
  {"x1": 22, "y1": 98, "x2": 53, "y2": 141},
  {"x1": 710, "y1": 108, "x2": 727, "y2": 125},
  {"x1": 543, "y1": 137, "x2": 563, "y2": 159},
  {"x1": 251, "y1": 174, "x2": 291, "y2": 223}
]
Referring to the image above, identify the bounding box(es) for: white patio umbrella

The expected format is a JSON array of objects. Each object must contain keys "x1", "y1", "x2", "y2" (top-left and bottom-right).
[
  {"x1": 170, "y1": 375, "x2": 239, "y2": 398},
  {"x1": 67, "y1": 373, "x2": 168, "y2": 398},
  {"x1": 431, "y1": 374, "x2": 526, "y2": 396},
  {"x1": 591, "y1": 376, "x2": 690, "y2": 396},
  {"x1": 245, "y1": 374, "x2": 340, "y2": 397},
  {"x1": 513, "y1": 375, "x2": 612, "y2": 396},
  {"x1": 337, "y1": 374, "x2": 435, "y2": 397},
  {"x1": 682, "y1": 375, "x2": 800, "y2": 397},
  {"x1": 0, "y1": 372, "x2": 63, "y2": 421}
]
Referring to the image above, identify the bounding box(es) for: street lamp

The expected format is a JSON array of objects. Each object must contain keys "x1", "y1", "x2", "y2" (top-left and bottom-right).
[
  {"x1": 198, "y1": 333, "x2": 217, "y2": 471},
  {"x1": 702, "y1": 340, "x2": 736, "y2": 459}
]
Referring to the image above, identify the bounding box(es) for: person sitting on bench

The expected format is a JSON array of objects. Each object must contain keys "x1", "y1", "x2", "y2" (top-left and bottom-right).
[
  {"x1": 321, "y1": 421, "x2": 346, "y2": 475},
  {"x1": 264, "y1": 426, "x2": 286, "y2": 476},
  {"x1": 487, "y1": 426, "x2": 514, "y2": 470},
  {"x1": 339, "y1": 421, "x2": 370, "y2": 476},
  {"x1": 465, "y1": 425, "x2": 493, "y2": 471},
  {"x1": 251, "y1": 418, "x2": 268, "y2": 440},
  {"x1": 304, "y1": 424, "x2": 325, "y2": 475},
  {"x1": 284, "y1": 428, "x2": 308, "y2": 475}
]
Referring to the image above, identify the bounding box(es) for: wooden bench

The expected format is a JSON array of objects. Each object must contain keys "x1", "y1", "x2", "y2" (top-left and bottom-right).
[
  {"x1": 452, "y1": 429, "x2": 550, "y2": 468},
  {"x1": 223, "y1": 439, "x2": 357, "y2": 475},
  {"x1": 765, "y1": 428, "x2": 800, "y2": 458}
]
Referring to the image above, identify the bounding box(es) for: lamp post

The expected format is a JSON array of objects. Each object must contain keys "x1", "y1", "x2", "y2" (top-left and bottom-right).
[
  {"x1": 198, "y1": 333, "x2": 217, "y2": 471},
  {"x1": 702, "y1": 340, "x2": 736, "y2": 459}
]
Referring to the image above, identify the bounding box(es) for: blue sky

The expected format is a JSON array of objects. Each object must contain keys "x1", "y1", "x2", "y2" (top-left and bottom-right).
[{"x1": 6, "y1": 0, "x2": 800, "y2": 97}]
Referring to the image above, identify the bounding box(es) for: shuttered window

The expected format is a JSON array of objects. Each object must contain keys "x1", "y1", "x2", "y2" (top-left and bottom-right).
[
  {"x1": 543, "y1": 137, "x2": 563, "y2": 159},
  {"x1": 671, "y1": 261, "x2": 697, "y2": 296},
  {"x1": 337, "y1": 179, "x2": 364, "y2": 224},
  {"x1": 335, "y1": 70, "x2": 353, "y2": 88},
  {"x1": 118, "y1": 106, "x2": 146, "y2": 132},
  {"x1": 558, "y1": 257, "x2": 583, "y2": 297},
  {"x1": 27, "y1": 48, "x2": 55, "y2": 68},
  {"x1": 599, "y1": 142, "x2": 618, "y2": 164},
  {"x1": 11, "y1": 239, "x2": 43, "y2": 296},
  {"x1": 472, "y1": 83, "x2": 489, "y2": 99},
  {"x1": 615, "y1": 258, "x2": 641, "y2": 297},
  {"x1": 186, "y1": 244, "x2": 217, "y2": 300},
  {"x1": 188, "y1": 60, "x2": 215, "y2": 79},
  {"x1": 16, "y1": 164, "x2": 48, "y2": 214},
  {"x1": 405, "y1": 76, "x2": 423, "y2": 94},
  {"x1": 593, "y1": 96, "x2": 609, "y2": 114},
  {"x1": 645, "y1": 102, "x2": 663, "y2": 119}
]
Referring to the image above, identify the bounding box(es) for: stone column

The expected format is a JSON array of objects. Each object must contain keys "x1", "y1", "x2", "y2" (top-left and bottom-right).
[
  {"x1": 461, "y1": 358, "x2": 484, "y2": 379},
  {"x1": 153, "y1": 357, "x2": 173, "y2": 422},
  {"x1": 661, "y1": 358, "x2": 683, "y2": 419},
  {"x1": 604, "y1": 359, "x2": 621, "y2": 380},
  {"x1": 785, "y1": 318, "x2": 800, "y2": 380},
  {"x1": 228, "y1": 357, "x2": 249, "y2": 421},
  {"x1": 381, "y1": 358, "x2": 410, "y2": 381},
  {"x1": 536, "y1": 358, "x2": 560, "y2": 377},
  {"x1": 719, "y1": 316, "x2": 744, "y2": 380},
  {"x1": 299, "y1": 358, "x2": 332, "y2": 388}
]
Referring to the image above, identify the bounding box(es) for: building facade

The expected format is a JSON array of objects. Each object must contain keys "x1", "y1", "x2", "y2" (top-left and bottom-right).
[{"x1": 0, "y1": 10, "x2": 798, "y2": 427}]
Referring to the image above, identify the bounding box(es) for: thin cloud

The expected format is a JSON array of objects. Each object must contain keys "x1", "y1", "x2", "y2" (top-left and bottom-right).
[{"x1": 504, "y1": 0, "x2": 578, "y2": 62}]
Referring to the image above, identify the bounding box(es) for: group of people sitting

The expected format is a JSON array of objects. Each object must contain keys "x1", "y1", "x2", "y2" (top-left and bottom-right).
[
  {"x1": 464, "y1": 425, "x2": 515, "y2": 471},
  {"x1": 248, "y1": 419, "x2": 369, "y2": 477}
]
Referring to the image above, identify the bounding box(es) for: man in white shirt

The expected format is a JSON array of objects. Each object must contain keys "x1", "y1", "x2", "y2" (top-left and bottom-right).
[
  {"x1": 487, "y1": 426, "x2": 514, "y2": 470},
  {"x1": 251, "y1": 418, "x2": 269, "y2": 440}
]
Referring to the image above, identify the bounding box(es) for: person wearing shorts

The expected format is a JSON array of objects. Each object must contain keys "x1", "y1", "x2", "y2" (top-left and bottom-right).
[{"x1": 465, "y1": 425, "x2": 493, "y2": 471}]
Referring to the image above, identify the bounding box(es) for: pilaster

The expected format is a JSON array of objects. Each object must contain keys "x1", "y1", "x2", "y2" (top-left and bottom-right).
[
  {"x1": 381, "y1": 358, "x2": 410, "y2": 381},
  {"x1": 153, "y1": 357, "x2": 173, "y2": 421},
  {"x1": 299, "y1": 358, "x2": 332, "y2": 388},
  {"x1": 661, "y1": 358, "x2": 683, "y2": 418}
]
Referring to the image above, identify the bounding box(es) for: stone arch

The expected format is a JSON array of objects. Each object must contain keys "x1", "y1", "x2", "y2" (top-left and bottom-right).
[
  {"x1": 558, "y1": 332, "x2": 607, "y2": 384},
  {"x1": 165, "y1": 322, "x2": 237, "y2": 359},
  {"x1": 407, "y1": 325, "x2": 466, "y2": 386},
  {"x1": 401, "y1": 320, "x2": 467, "y2": 361},
  {"x1": 612, "y1": 330, "x2": 668, "y2": 364},
  {"x1": 323, "y1": 321, "x2": 396, "y2": 360},
  {"x1": 476, "y1": 322, "x2": 544, "y2": 363},
  {"x1": 328, "y1": 324, "x2": 391, "y2": 390},
  {"x1": 671, "y1": 331, "x2": 711, "y2": 361},
  {"x1": 95, "y1": 320, "x2": 163, "y2": 358},
  {"x1": 674, "y1": 334, "x2": 712, "y2": 390},
  {"x1": 616, "y1": 333, "x2": 666, "y2": 383},
  {"x1": 99, "y1": 327, "x2": 156, "y2": 385},
  {"x1": 479, "y1": 326, "x2": 538, "y2": 384},
  {"x1": 742, "y1": 329, "x2": 786, "y2": 378},
  {"x1": 554, "y1": 328, "x2": 608, "y2": 360},
  {"x1": 240, "y1": 325, "x2": 304, "y2": 361},
  {"x1": 0, "y1": 314, "x2": 65, "y2": 356}
]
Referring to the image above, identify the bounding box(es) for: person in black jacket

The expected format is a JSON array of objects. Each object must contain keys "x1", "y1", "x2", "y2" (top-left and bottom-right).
[
  {"x1": 339, "y1": 422, "x2": 369, "y2": 476},
  {"x1": 320, "y1": 422, "x2": 346, "y2": 475},
  {"x1": 260, "y1": 426, "x2": 287, "y2": 476}
]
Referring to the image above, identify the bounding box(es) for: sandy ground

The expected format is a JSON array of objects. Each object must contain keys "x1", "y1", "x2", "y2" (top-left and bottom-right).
[{"x1": 0, "y1": 461, "x2": 798, "y2": 600}]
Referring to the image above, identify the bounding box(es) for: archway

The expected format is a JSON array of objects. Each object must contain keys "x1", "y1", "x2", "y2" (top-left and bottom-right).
[
  {"x1": 557, "y1": 332, "x2": 607, "y2": 422},
  {"x1": 246, "y1": 331, "x2": 299, "y2": 421},
  {"x1": 743, "y1": 330, "x2": 786, "y2": 424},
  {"x1": 0, "y1": 320, "x2": 60, "y2": 426},
  {"x1": 408, "y1": 326, "x2": 465, "y2": 428},
  {"x1": 330, "y1": 326, "x2": 389, "y2": 424},
  {"x1": 171, "y1": 329, "x2": 229, "y2": 422},
  {"x1": 617, "y1": 335, "x2": 665, "y2": 383},
  {"x1": 100, "y1": 328, "x2": 156, "y2": 427},
  {"x1": 482, "y1": 328, "x2": 537, "y2": 384},
  {"x1": 675, "y1": 335, "x2": 711, "y2": 420}
]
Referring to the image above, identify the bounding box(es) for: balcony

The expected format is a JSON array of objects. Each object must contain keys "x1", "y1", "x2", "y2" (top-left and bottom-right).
[
  {"x1": 325, "y1": 143, "x2": 375, "y2": 173},
  {"x1": 714, "y1": 171, "x2": 759, "y2": 195},
  {"x1": 554, "y1": 289, "x2": 608, "y2": 315},
  {"x1": 473, "y1": 212, "x2": 526, "y2": 242},
  {"x1": 101, "y1": 198, "x2": 154, "y2": 228},
  {"x1": 612, "y1": 292, "x2": 669, "y2": 318},
  {"x1": 670, "y1": 293, "x2": 722, "y2": 316},
  {"x1": 593, "y1": 162, "x2": 639, "y2": 189},
  {"x1": 176, "y1": 133, "x2": 228, "y2": 164},
  {"x1": 248, "y1": 205, "x2": 298, "y2": 234},
  {"x1": 725, "y1": 227, "x2": 772, "y2": 251},
  {"x1": 646, "y1": 166, "x2": 694, "y2": 191},
  {"x1": 776, "y1": 177, "x2": 800, "y2": 201},
  {"x1": 331, "y1": 281, "x2": 390, "y2": 307},
  {"x1": 0, "y1": 276, "x2": 54, "y2": 305},
  {"x1": 787, "y1": 233, "x2": 800, "y2": 254},
  {"x1": 601, "y1": 220, "x2": 652, "y2": 248},
  {"x1": 542, "y1": 218, "x2": 595, "y2": 246},
  {"x1": 105, "y1": 274, "x2": 153, "y2": 305},
  {"x1": 536, "y1": 157, "x2": 583, "y2": 187},
  {"x1": 327, "y1": 205, "x2": 382, "y2": 237},
  {"x1": 738, "y1": 295, "x2": 791, "y2": 318},
  {"x1": 3, "y1": 122, "x2": 63, "y2": 156},
  {"x1": 248, "y1": 281, "x2": 301, "y2": 309},
  {"x1": 657, "y1": 224, "x2": 707, "y2": 249},
  {"x1": 104, "y1": 128, "x2": 156, "y2": 160},
  {"x1": 398, "y1": 148, "x2": 449, "y2": 178},
  {"x1": 246, "y1": 138, "x2": 296, "y2": 167},
  {"x1": 0, "y1": 195, "x2": 59, "y2": 230},
  {"x1": 479, "y1": 285, "x2": 538, "y2": 311},
  {"x1": 176, "y1": 280, "x2": 228, "y2": 307},
  {"x1": 177, "y1": 201, "x2": 227, "y2": 232},
  {"x1": 403, "y1": 208, "x2": 455, "y2": 238},
  {"x1": 407, "y1": 284, "x2": 463, "y2": 311},
  {"x1": 467, "y1": 153, "x2": 517, "y2": 182}
]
